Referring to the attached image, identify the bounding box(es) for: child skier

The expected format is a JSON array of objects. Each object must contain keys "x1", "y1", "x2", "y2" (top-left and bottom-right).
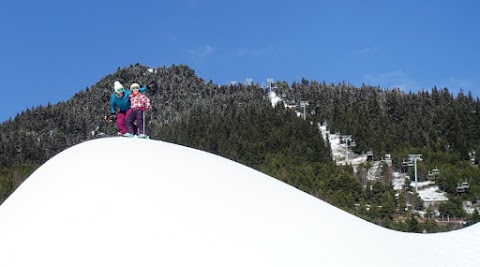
[{"x1": 124, "y1": 83, "x2": 151, "y2": 138}]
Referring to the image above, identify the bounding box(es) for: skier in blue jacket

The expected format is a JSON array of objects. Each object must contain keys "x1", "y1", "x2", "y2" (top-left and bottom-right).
[{"x1": 110, "y1": 81, "x2": 148, "y2": 134}]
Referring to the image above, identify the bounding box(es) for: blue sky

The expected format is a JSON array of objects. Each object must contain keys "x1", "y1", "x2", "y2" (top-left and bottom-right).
[{"x1": 1, "y1": 0, "x2": 479, "y2": 123}]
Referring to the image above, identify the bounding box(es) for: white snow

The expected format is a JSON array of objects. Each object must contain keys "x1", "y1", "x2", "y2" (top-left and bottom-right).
[
  {"x1": 0, "y1": 138, "x2": 479, "y2": 266},
  {"x1": 392, "y1": 172, "x2": 405, "y2": 190},
  {"x1": 319, "y1": 123, "x2": 368, "y2": 172},
  {"x1": 415, "y1": 182, "x2": 449, "y2": 203},
  {"x1": 269, "y1": 91, "x2": 283, "y2": 107}
]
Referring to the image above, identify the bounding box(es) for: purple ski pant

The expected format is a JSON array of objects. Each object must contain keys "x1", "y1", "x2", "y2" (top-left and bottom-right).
[{"x1": 126, "y1": 109, "x2": 145, "y2": 135}]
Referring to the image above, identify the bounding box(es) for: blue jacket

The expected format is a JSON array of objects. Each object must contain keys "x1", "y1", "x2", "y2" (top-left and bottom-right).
[{"x1": 110, "y1": 86, "x2": 148, "y2": 113}]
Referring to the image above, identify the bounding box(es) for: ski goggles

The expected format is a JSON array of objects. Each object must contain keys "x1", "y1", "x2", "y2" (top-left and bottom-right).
[
  {"x1": 115, "y1": 88, "x2": 124, "y2": 93},
  {"x1": 131, "y1": 85, "x2": 140, "y2": 90}
]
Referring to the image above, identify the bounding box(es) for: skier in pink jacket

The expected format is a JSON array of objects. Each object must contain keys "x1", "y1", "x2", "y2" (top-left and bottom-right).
[{"x1": 123, "y1": 83, "x2": 151, "y2": 138}]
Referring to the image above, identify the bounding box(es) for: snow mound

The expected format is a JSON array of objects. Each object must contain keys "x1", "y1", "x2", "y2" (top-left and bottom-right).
[
  {"x1": 269, "y1": 91, "x2": 283, "y2": 107},
  {"x1": 0, "y1": 138, "x2": 479, "y2": 266}
]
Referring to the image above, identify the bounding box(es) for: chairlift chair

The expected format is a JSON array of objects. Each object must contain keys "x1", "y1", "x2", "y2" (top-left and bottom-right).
[
  {"x1": 461, "y1": 181, "x2": 470, "y2": 189},
  {"x1": 366, "y1": 150, "x2": 373, "y2": 161},
  {"x1": 456, "y1": 180, "x2": 469, "y2": 193},
  {"x1": 400, "y1": 159, "x2": 409, "y2": 173}
]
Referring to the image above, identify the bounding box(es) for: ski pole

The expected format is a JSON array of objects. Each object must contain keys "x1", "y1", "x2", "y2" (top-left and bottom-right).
[{"x1": 143, "y1": 110, "x2": 146, "y2": 135}]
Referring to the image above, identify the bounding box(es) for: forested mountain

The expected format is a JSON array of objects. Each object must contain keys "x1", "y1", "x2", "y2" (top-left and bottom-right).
[
  {"x1": 281, "y1": 79, "x2": 480, "y2": 162},
  {"x1": 1, "y1": 64, "x2": 480, "y2": 232},
  {"x1": 0, "y1": 64, "x2": 264, "y2": 166}
]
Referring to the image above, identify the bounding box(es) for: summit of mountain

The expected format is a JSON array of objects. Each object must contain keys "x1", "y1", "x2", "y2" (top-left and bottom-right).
[{"x1": 0, "y1": 64, "x2": 265, "y2": 166}]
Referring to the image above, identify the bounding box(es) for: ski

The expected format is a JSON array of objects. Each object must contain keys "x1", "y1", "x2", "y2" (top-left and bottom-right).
[{"x1": 119, "y1": 133, "x2": 150, "y2": 139}]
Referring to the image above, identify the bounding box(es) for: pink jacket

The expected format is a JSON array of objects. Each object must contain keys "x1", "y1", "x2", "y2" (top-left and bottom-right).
[{"x1": 130, "y1": 93, "x2": 151, "y2": 110}]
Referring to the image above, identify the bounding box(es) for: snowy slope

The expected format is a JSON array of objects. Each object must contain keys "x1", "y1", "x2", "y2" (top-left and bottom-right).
[{"x1": 0, "y1": 138, "x2": 479, "y2": 266}]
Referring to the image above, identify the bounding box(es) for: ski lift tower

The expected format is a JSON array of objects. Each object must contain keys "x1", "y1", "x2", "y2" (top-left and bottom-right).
[
  {"x1": 300, "y1": 101, "x2": 309, "y2": 120},
  {"x1": 266, "y1": 78, "x2": 277, "y2": 94},
  {"x1": 341, "y1": 135, "x2": 354, "y2": 164},
  {"x1": 408, "y1": 154, "x2": 423, "y2": 192}
]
